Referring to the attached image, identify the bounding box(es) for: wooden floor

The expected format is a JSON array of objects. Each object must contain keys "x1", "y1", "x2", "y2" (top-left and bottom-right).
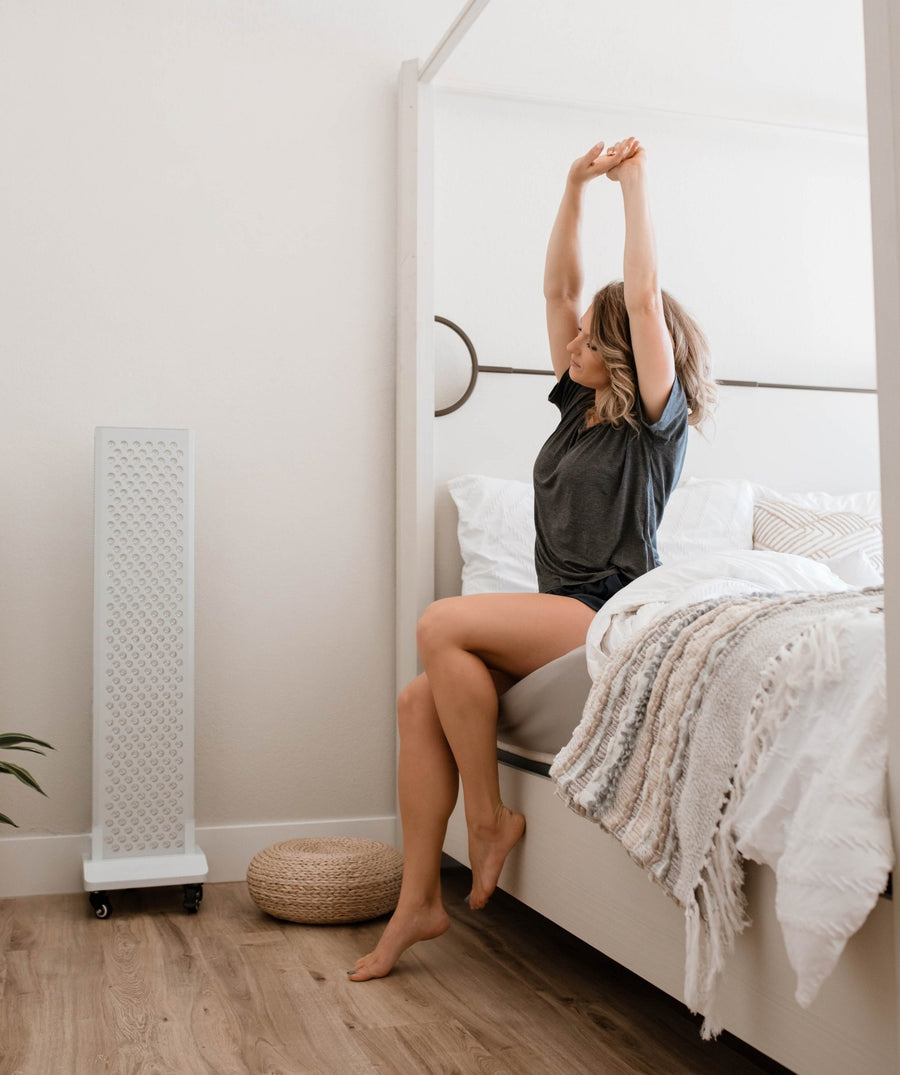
[{"x1": 0, "y1": 865, "x2": 792, "y2": 1075}]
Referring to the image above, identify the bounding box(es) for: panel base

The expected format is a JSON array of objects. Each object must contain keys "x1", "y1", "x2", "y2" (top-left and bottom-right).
[{"x1": 83, "y1": 850, "x2": 208, "y2": 892}]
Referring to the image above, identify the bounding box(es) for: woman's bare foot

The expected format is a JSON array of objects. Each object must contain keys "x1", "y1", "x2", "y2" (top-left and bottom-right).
[
  {"x1": 347, "y1": 899, "x2": 450, "y2": 981},
  {"x1": 467, "y1": 804, "x2": 526, "y2": 910}
]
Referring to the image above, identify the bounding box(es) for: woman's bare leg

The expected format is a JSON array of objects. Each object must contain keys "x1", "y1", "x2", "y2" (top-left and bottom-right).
[
  {"x1": 348, "y1": 674, "x2": 458, "y2": 981},
  {"x1": 416, "y1": 593, "x2": 595, "y2": 910},
  {"x1": 350, "y1": 593, "x2": 594, "y2": 979}
]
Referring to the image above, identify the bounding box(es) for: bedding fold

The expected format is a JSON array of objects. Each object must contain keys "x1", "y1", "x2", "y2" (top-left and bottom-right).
[
  {"x1": 728, "y1": 606, "x2": 891, "y2": 1006},
  {"x1": 550, "y1": 587, "x2": 885, "y2": 1037}
]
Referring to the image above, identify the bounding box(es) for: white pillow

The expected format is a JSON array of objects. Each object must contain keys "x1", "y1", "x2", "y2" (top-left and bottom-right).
[
  {"x1": 657, "y1": 478, "x2": 755, "y2": 564},
  {"x1": 751, "y1": 483, "x2": 881, "y2": 519},
  {"x1": 448, "y1": 473, "x2": 756, "y2": 593},
  {"x1": 753, "y1": 498, "x2": 884, "y2": 581},
  {"x1": 447, "y1": 475, "x2": 537, "y2": 594}
]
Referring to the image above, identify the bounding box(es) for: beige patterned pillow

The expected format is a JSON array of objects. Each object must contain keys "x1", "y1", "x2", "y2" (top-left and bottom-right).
[{"x1": 753, "y1": 498, "x2": 883, "y2": 575}]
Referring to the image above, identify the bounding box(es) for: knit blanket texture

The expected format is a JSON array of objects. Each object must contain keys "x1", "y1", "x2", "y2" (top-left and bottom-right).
[{"x1": 550, "y1": 586, "x2": 885, "y2": 1037}]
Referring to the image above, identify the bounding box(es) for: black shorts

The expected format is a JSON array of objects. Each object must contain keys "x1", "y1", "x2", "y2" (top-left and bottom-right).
[{"x1": 545, "y1": 572, "x2": 630, "y2": 612}]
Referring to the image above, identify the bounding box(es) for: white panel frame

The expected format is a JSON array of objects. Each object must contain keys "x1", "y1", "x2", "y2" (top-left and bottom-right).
[{"x1": 84, "y1": 427, "x2": 207, "y2": 893}]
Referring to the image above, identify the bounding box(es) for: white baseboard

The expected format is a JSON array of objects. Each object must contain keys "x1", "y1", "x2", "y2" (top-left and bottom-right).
[{"x1": 0, "y1": 815, "x2": 399, "y2": 899}]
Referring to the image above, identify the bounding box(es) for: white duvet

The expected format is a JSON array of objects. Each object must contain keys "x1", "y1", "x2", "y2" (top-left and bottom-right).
[
  {"x1": 586, "y1": 549, "x2": 851, "y2": 680},
  {"x1": 581, "y1": 549, "x2": 891, "y2": 1007}
]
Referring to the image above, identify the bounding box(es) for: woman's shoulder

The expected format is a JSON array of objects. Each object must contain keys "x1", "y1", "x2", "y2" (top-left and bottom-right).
[{"x1": 640, "y1": 376, "x2": 688, "y2": 441}]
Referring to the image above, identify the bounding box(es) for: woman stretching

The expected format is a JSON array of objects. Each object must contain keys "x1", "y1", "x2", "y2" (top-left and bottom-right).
[{"x1": 349, "y1": 138, "x2": 715, "y2": 981}]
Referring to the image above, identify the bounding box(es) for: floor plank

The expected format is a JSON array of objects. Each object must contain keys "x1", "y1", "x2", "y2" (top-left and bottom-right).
[{"x1": 0, "y1": 866, "x2": 792, "y2": 1075}]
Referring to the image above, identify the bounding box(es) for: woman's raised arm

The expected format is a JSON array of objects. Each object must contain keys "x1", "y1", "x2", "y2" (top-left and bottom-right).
[
  {"x1": 543, "y1": 141, "x2": 635, "y2": 380},
  {"x1": 607, "y1": 144, "x2": 676, "y2": 423}
]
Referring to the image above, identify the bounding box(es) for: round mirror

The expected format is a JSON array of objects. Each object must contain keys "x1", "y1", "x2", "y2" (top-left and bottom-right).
[{"x1": 434, "y1": 316, "x2": 478, "y2": 416}]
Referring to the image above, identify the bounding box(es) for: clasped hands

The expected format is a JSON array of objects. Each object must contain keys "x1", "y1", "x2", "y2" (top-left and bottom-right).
[{"x1": 568, "y1": 136, "x2": 644, "y2": 186}]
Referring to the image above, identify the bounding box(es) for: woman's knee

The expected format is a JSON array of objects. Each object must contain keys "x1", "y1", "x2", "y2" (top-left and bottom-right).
[
  {"x1": 415, "y1": 597, "x2": 464, "y2": 660},
  {"x1": 396, "y1": 674, "x2": 435, "y2": 737}
]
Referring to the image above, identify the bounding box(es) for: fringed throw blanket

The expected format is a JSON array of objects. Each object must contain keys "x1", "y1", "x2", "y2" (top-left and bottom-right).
[{"x1": 550, "y1": 587, "x2": 885, "y2": 1038}]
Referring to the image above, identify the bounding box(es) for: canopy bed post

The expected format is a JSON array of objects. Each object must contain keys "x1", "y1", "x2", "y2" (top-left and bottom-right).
[
  {"x1": 419, "y1": 0, "x2": 493, "y2": 84},
  {"x1": 863, "y1": 0, "x2": 900, "y2": 1061},
  {"x1": 395, "y1": 2, "x2": 493, "y2": 846},
  {"x1": 396, "y1": 57, "x2": 435, "y2": 702}
]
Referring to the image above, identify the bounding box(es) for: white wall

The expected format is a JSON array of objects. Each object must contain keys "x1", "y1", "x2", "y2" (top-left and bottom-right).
[
  {"x1": 0, "y1": 0, "x2": 459, "y2": 893},
  {"x1": 433, "y1": 91, "x2": 875, "y2": 387}
]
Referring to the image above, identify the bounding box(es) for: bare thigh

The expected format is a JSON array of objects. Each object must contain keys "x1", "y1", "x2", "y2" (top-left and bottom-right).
[{"x1": 417, "y1": 592, "x2": 597, "y2": 682}]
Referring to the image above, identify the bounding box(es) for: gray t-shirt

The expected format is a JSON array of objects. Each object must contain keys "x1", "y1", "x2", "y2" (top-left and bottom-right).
[{"x1": 533, "y1": 370, "x2": 688, "y2": 591}]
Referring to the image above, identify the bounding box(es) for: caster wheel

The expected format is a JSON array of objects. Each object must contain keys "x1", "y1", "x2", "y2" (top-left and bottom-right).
[
  {"x1": 183, "y1": 883, "x2": 203, "y2": 914},
  {"x1": 89, "y1": 891, "x2": 112, "y2": 919}
]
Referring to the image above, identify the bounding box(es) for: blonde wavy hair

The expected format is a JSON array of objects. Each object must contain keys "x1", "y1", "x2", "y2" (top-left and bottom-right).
[{"x1": 586, "y1": 281, "x2": 716, "y2": 432}]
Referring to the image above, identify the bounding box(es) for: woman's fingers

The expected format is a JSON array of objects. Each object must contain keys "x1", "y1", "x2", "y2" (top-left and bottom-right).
[
  {"x1": 613, "y1": 138, "x2": 639, "y2": 155},
  {"x1": 574, "y1": 137, "x2": 643, "y2": 181}
]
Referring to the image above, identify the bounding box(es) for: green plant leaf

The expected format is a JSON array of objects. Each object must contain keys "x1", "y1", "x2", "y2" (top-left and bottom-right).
[
  {"x1": 0, "y1": 761, "x2": 47, "y2": 796},
  {"x1": 0, "y1": 733, "x2": 54, "y2": 752},
  {"x1": 0, "y1": 812, "x2": 18, "y2": 827}
]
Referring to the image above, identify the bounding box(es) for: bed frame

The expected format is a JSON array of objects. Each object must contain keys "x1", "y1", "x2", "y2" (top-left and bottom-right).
[
  {"x1": 396, "y1": 4, "x2": 900, "y2": 1072},
  {"x1": 433, "y1": 385, "x2": 891, "y2": 1075}
]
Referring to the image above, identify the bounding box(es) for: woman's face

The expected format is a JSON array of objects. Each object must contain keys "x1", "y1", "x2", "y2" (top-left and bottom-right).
[{"x1": 566, "y1": 302, "x2": 610, "y2": 390}]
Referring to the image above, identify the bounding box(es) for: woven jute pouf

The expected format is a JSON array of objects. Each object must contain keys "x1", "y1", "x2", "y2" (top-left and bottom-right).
[{"x1": 246, "y1": 837, "x2": 403, "y2": 924}]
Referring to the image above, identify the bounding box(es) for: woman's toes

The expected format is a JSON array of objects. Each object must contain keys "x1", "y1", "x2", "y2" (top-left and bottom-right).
[{"x1": 347, "y1": 903, "x2": 451, "y2": 982}]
